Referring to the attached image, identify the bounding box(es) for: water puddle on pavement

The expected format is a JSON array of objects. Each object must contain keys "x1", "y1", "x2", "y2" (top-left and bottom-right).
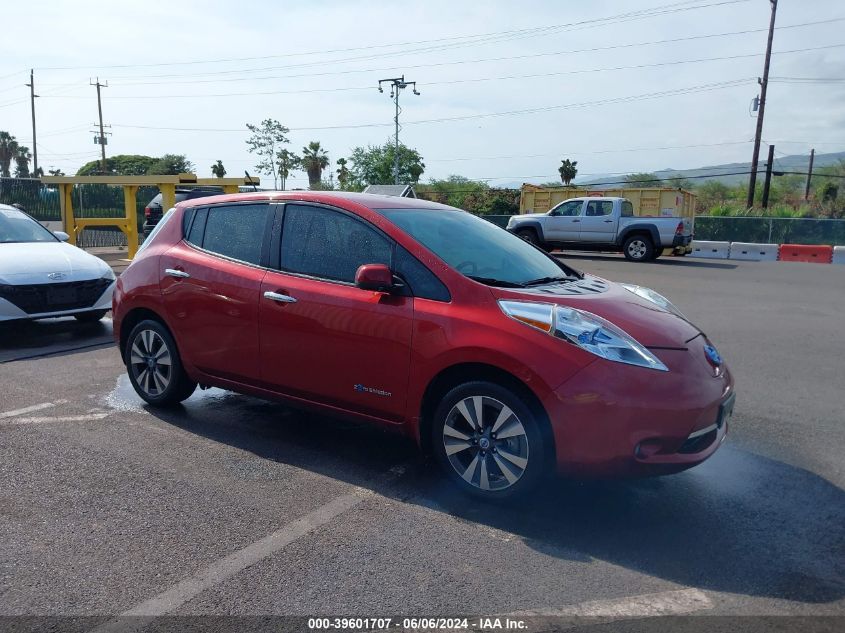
[{"x1": 103, "y1": 373, "x2": 235, "y2": 413}]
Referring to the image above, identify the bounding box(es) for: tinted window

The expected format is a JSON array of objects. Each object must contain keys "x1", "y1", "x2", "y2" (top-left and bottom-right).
[
  {"x1": 0, "y1": 207, "x2": 58, "y2": 243},
  {"x1": 586, "y1": 201, "x2": 614, "y2": 216},
  {"x1": 622, "y1": 201, "x2": 634, "y2": 217},
  {"x1": 394, "y1": 245, "x2": 450, "y2": 302},
  {"x1": 281, "y1": 204, "x2": 392, "y2": 283},
  {"x1": 381, "y1": 208, "x2": 570, "y2": 286},
  {"x1": 186, "y1": 208, "x2": 208, "y2": 245},
  {"x1": 551, "y1": 200, "x2": 582, "y2": 217},
  {"x1": 201, "y1": 204, "x2": 270, "y2": 265}
]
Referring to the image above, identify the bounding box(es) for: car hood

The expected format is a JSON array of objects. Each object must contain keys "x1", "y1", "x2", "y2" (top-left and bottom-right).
[
  {"x1": 492, "y1": 274, "x2": 702, "y2": 348},
  {"x1": 509, "y1": 213, "x2": 547, "y2": 221},
  {"x1": 0, "y1": 242, "x2": 110, "y2": 283}
]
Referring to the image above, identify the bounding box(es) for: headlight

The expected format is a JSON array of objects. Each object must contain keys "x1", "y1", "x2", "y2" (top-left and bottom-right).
[
  {"x1": 499, "y1": 300, "x2": 668, "y2": 372},
  {"x1": 620, "y1": 283, "x2": 685, "y2": 319}
]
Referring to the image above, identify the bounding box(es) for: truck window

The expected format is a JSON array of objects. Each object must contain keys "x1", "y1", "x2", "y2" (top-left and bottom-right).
[
  {"x1": 586, "y1": 201, "x2": 614, "y2": 216},
  {"x1": 621, "y1": 201, "x2": 634, "y2": 217},
  {"x1": 550, "y1": 200, "x2": 582, "y2": 217}
]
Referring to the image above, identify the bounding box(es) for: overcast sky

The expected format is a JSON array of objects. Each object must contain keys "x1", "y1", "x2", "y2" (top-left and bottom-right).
[{"x1": 1, "y1": 0, "x2": 843, "y2": 187}]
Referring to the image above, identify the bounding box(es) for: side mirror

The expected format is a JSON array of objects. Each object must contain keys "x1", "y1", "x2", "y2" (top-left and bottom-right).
[
  {"x1": 53, "y1": 231, "x2": 70, "y2": 242},
  {"x1": 355, "y1": 263, "x2": 395, "y2": 292}
]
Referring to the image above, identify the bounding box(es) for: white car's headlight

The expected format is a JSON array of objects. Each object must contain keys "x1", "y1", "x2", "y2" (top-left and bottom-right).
[
  {"x1": 620, "y1": 283, "x2": 685, "y2": 319},
  {"x1": 499, "y1": 300, "x2": 668, "y2": 372}
]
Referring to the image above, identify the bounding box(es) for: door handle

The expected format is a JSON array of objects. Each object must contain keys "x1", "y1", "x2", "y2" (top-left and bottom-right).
[
  {"x1": 264, "y1": 291, "x2": 297, "y2": 304},
  {"x1": 603, "y1": 219, "x2": 614, "y2": 223},
  {"x1": 165, "y1": 268, "x2": 190, "y2": 279},
  {"x1": 572, "y1": 219, "x2": 580, "y2": 223}
]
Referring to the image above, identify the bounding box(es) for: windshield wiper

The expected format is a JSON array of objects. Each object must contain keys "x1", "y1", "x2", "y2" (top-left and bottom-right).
[
  {"x1": 466, "y1": 275, "x2": 526, "y2": 288},
  {"x1": 522, "y1": 275, "x2": 576, "y2": 287}
]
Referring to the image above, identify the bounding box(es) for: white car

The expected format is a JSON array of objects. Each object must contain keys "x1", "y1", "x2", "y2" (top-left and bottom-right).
[{"x1": 0, "y1": 204, "x2": 115, "y2": 323}]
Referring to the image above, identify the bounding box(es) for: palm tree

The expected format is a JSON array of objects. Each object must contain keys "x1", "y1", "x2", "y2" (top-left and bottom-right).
[
  {"x1": 558, "y1": 159, "x2": 578, "y2": 186},
  {"x1": 276, "y1": 149, "x2": 300, "y2": 191},
  {"x1": 0, "y1": 131, "x2": 19, "y2": 178},
  {"x1": 301, "y1": 141, "x2": 329, "y2": 189},
  {"x1": 336, "y1": 158, "x2": 350, "y2": 190},
  {"x1": 14, "y1": 146, "x2": 31, "y2": 178},
  {"x1": 211, "y1": 160, "x2": 227, "y2": 178}
]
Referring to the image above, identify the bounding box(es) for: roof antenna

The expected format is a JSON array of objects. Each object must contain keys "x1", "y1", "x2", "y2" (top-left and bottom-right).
[{"x1": 244, "y1": 170, "x2": 258, "y2": 192}]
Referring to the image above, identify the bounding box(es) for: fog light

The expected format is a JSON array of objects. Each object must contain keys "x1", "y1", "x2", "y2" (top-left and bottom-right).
[{"x1": 635, "y1": 439, "x2": 663, "y2": 458}]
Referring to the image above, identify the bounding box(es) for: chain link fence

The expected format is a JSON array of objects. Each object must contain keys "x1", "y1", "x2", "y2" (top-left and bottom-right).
[
  {"x1": 0, "y1": 177, "x2": 157, "y2": 247},
  {"x1": 692, "y1": 216, "x2": 845, "y2": 246}
]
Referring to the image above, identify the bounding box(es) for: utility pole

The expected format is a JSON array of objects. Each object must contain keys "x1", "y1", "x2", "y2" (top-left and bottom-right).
[
  {"x1": 746, "y1": 0, "x2": 778, "y2": 209},
  {"x1": 25, "y1": 69, "x2": 39, "y2": 176},
  {"x1": 804, "y1": 148, "x2": 815, "y2": 200},
  {"x1": 761, "y1": 144, "x2": 775, "y2": 209},
  {"x1": 91, "y1": 78, "x2": 108, "y2": 174},
  {"x1": 378, "y1": 75, "x2": 419, "y2": 184}
]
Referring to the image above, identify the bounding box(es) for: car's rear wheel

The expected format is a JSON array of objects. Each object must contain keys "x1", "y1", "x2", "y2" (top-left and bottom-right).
[
  {"x1": 75, "y1": 310, "x2": 108, "y2": 323},
  {"x1": 432, "y1": 381, "x2": 547, "y2": 500},
  {"x1": 125, "y1": 319, "x2": 196, "y2": 406},
  {"x1": 623, "y1": 235, "x2": 654, "y2": 262}
]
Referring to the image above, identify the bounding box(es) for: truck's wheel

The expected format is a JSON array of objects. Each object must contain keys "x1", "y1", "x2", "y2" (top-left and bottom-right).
[
  {"x1": 516, "y1": 228, "x2": 541, "y2": 247},
  {"x1": 623, "y1": 235, "x2": 654, "y2": 262}
]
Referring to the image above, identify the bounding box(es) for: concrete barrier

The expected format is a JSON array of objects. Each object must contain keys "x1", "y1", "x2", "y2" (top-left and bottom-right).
[
  {"x1": 833, "y1": 246, "x2": 845, "y2": 265},
  {"x1": 729, "y1": 242, "x2": 779, "y2": 261},
  {"x1": 779, "y1": 244, "x2": 833, "y2": 264},
  {"x1": 691, "y1": 240, "x2": 730, "y2": 259}
]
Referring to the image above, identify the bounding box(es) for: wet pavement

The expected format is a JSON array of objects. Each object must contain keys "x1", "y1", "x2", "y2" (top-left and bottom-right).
[{"x1": 0, "y1": 257, "x2": 843, "y2": 622}]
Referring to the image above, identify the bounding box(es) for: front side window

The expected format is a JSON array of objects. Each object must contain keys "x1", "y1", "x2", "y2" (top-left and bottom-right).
[
  {"x1": 0, "y1": 207, "x2": 58, "y2": 243},
  {"x1": 281, "y1": 204, "x2": 392, "y2": 283},
  {"x1": 551, "y1": 200, "x2": 583, "y2": 217},
  {"x1": 201, "y1": 204, "x2": 270, "y2": 265}
]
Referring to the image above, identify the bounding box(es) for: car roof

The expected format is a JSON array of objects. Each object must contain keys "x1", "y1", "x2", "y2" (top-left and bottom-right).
[
  {"x1": 563, "y1": 196, "x2": 623, "y2": 201},
  {"x1": 176, "y1": 190, "x2": 456, "y2": 212}
]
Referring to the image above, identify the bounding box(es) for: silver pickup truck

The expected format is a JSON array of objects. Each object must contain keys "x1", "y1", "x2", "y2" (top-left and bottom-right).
[{"x1": 506, "y1": 196, "x2": 693, "y2": 262}]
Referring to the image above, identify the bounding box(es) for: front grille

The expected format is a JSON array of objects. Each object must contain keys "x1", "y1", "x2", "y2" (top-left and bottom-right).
[{"x1": 0, "y1": 279, "x2": 111, "y2": 315}]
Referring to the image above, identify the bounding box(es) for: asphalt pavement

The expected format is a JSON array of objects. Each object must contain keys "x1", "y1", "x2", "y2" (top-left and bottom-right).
[{"x1": 0, "y1": 256, "x2": 843, "y2": 627}]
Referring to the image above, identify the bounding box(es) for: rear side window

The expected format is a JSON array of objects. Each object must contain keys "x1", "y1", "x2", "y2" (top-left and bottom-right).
[
  {"x1": 200, "y1": 204, "x2": 271, "y2": 265},
  {"x1": 186, "y1": 208, "x2": 208, "y2": 245},
  {"x1": 281, "y1": 204, "x2": 391, "y2": 282},
  {"x1": 586, "y1": 201, "x2": 614, "y2": 216},
  {"x1": 622, "y1": 201, "x2": 634, "y2": 217}
]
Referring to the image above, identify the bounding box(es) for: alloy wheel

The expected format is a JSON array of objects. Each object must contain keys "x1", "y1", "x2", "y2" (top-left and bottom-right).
[
  {"x1": 442, "y1": 395, "x2": 529, "y2": 491},
  {"x1": 627, "y1": 239, "x2": 648, "y2": 260},
  {"x1": 129, "y1": 329, "x2": 172, "y2": 397}
]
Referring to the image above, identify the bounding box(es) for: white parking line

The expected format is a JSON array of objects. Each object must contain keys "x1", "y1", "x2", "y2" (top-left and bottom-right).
[
  {"x1": 511, "y1": 588, "x2": 713, "y2": 618},
  {"x1": 0, "y1": 400, "x2": 66, "y2": 419},
  {"x1": 90, "y1": 490, "x2": 366, "y2": 631},
  {"x1": 1, "y1": 412, "x2": 110, "y2": 426}
]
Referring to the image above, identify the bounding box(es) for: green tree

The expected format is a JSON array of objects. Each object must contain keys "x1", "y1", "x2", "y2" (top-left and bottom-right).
[
  {"x1": 147, "y1": 154, "x2": 194, "y2": 175},
  {"x1": 211, "y1": 160, "x2": 227, "y2": 178},
  {"x1": 77, "y1": 154, "x2": 157, "y2": 176},
  {"x1": 336, "y1": 157, "x2": 350, "y2": 190},
  {"x1": 14, "y1": 146, "x2": 31, "y2": 178},
  {"x1": 624, "y1": 172, "x2": 659, "y2": 186},
  {"x1": 301, "y1": 141, "x2": 330, "y2": 189},
  {"x1": 276, "y1": 149, "x2": 300, "y2": 190},
  {"x1": 348, "y1": 141, "x2": 425, "y2": 187},
  {"x1": 47, "y1": 168, "x2": 65, "y2": 176},
  {"x1": 665, "y1": 176, "x2": 693, "y2": 189},
  {"x1": 0, "y1": 131, "x2": 19, "y2": 178},
  {"x1": 558, "y1": 159, "x2": 578, "y2": 185},
  {"x1": 246, "y1": 118, "x2": 291, "y2": 189}
]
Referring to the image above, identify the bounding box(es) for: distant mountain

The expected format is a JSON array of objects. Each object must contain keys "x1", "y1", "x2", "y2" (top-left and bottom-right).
[{"x1": 571, "y1": 150, "x2": 845, "y2": 189}]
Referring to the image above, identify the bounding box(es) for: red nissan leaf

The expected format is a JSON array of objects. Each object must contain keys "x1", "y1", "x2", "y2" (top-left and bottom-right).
[{"x1": 113, "y1": 192, "x2": 735, "y2": 500}]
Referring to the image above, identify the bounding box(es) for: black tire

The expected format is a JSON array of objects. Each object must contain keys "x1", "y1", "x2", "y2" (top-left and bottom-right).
[
  {"x1": 75, "y1": 310, "x2": 108, "y2": 323},
  {"x1": 431, "y1": 381, "x2": 548, "y2": 501},
  {"x1": 516, "y1": 228, "x2": 541, "y2": 247},
  {"x1": 651, "y1": 248, "x2": 663, "y2": 260},
  {"x1": 125, "y1": 319, "x2": 196, "y2": 406},
  {"x1": 623, "y1": 234, "x2": 654, "y2": 262}
]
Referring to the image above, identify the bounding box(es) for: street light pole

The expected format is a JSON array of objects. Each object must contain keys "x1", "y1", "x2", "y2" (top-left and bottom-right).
[{"x1": 378, "y1": 76, "x2": 419, "y2": 185}]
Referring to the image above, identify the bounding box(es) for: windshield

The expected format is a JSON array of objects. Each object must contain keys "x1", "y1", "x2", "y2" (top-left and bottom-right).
[
  {"x1": 0, "y1": 207, "x2": 58, "y2": 243},
  {"x1": 379, "y1": 208, "x2": 577, "y2": 286}
]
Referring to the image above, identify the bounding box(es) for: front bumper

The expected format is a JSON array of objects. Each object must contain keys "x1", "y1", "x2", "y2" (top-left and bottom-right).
[
  {"x1": 0, "y1": 280, "x2": 115, "y2": 322},
  {"x1": 545, "y1": 335, "x2": 734, "y2": 478}
]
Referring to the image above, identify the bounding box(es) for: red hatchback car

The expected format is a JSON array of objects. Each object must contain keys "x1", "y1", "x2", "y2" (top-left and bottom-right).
[{"x1": 113, "y1": 192, "x2": 734, "y2": 500}]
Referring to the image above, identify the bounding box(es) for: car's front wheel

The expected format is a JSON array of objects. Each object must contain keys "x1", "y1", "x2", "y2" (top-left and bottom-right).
[
  {"x1": 125, "y1": 319, "x2": 196, "y2": 406},
  {"x1": 432, "y1": 381, "x2": 547, "y2": 500}
]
